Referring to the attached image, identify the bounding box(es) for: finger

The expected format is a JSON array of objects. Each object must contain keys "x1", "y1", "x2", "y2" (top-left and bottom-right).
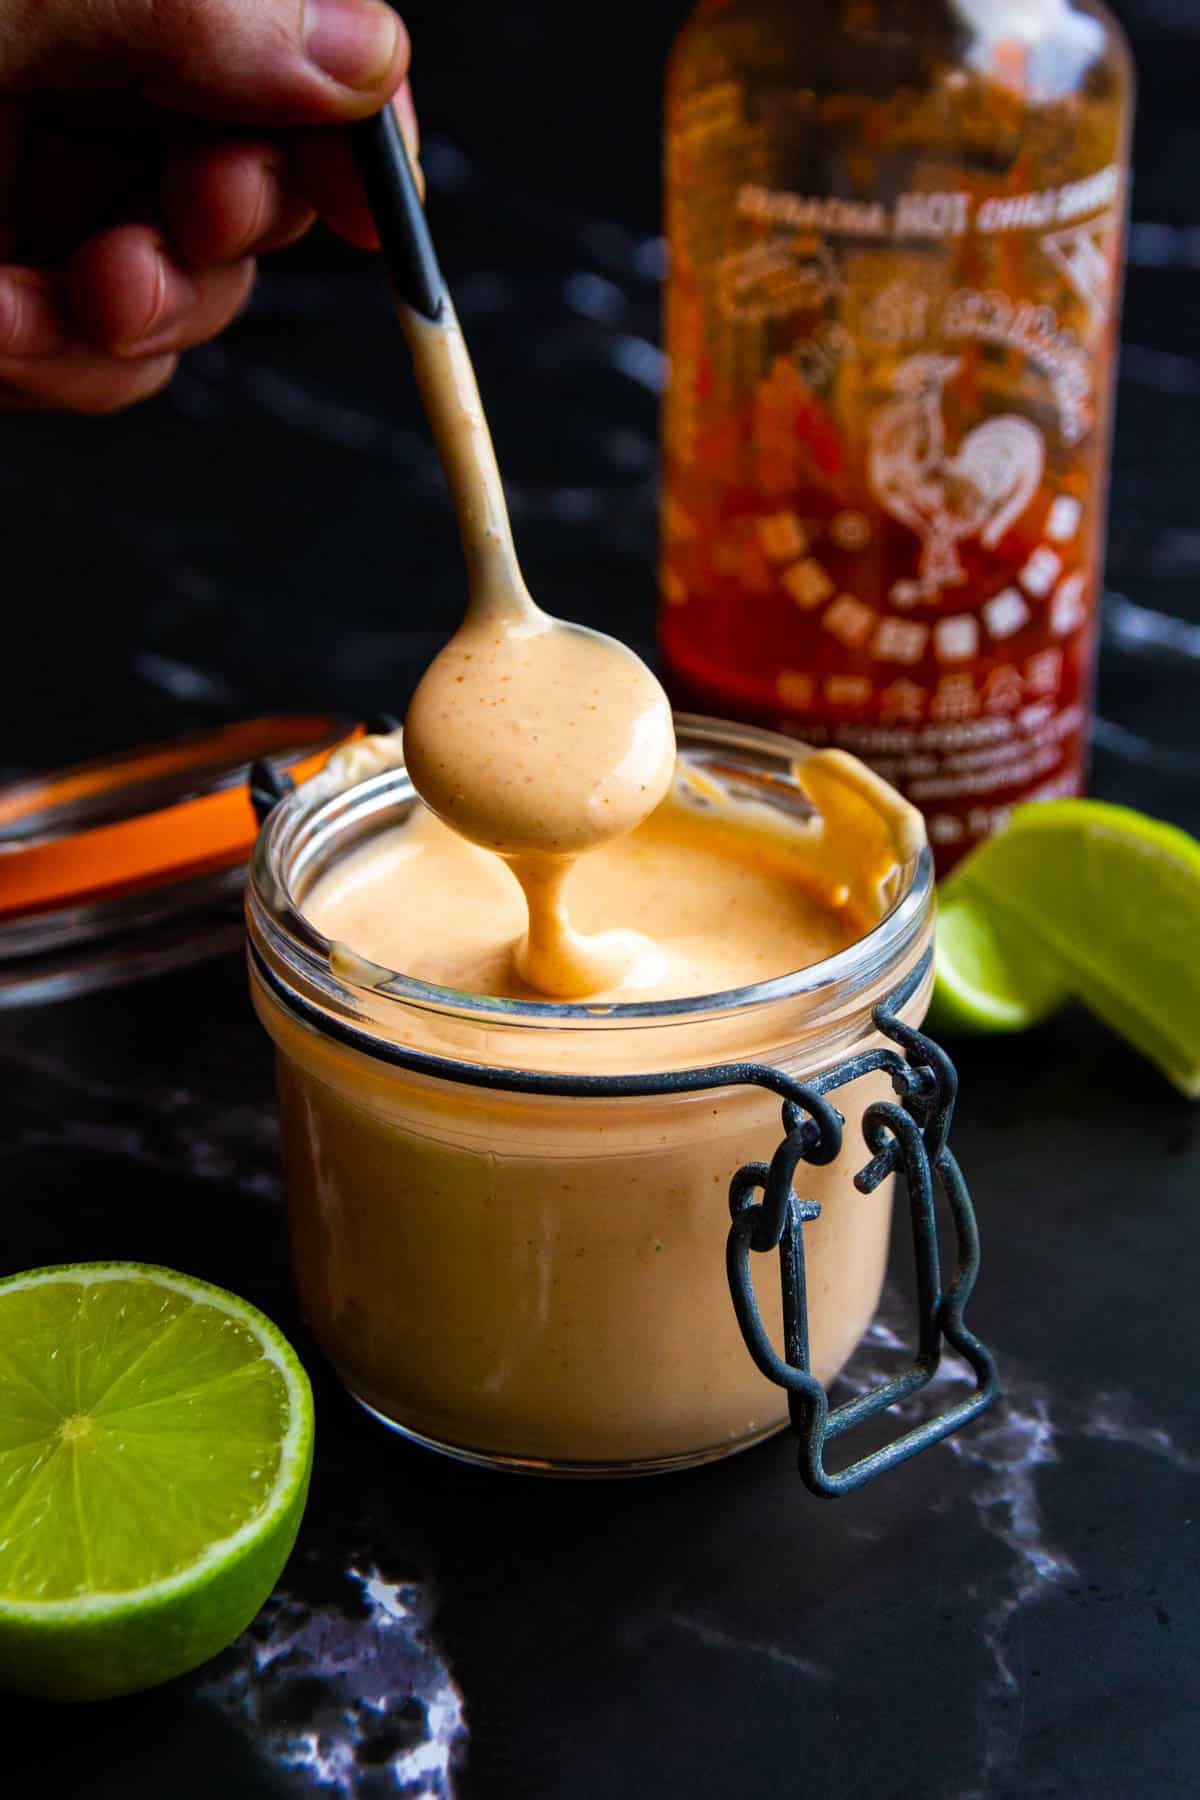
[
  {"x1": 289, "y1": 130, "x2": 374, "y2": 250},
  {"x1": 0, "y1": 268, "x2": 70, "y2": 357},
  {"x1": 68, "y1": 224, "x2": 256, "y2": 355},
  {"x1": 163, "y1": 143, "x2": 317, "y2": 266},
  {"x1": 0, "y1": 0, "x2": 410, "y2": 126},
  {"x1": 0, "y1": 346, "x2": 178, "y2": 414},
  {"x1": 290, "y1": 83, "x2": 422, "y2": 251}
]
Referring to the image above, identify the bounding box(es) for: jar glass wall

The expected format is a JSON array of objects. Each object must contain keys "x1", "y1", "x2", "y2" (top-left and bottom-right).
[{"x1": 247, "y1": 718, "x2": 935, "y2": 1475}]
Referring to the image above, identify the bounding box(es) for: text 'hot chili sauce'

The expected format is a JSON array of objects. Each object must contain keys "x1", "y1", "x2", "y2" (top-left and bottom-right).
[{"x1": 659, "y1": 0, "x2": 1133, "y2": 869}]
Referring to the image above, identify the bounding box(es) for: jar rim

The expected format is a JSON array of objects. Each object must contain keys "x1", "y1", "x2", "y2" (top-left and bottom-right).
[{"x1": 247, "y1": 714, "x2": 934, "y2": 1038}]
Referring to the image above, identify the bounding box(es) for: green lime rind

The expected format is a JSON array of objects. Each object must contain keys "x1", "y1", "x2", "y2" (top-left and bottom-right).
[
  {"x1": 0, "y1": 1263, "x2": 314, "y2": 1702},
  {"x1": 930, "y1": 892, "x2": 1067, "y2": 1035},
  {"x1": 931, "y1": 799, "x2": 1200, "y2": 1098},
  {"x1": 0, "y1": 1473, "x2": 310, "y2": 1703}
]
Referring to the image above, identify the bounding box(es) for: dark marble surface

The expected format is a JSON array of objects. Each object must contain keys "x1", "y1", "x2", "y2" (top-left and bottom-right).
[{"x1": 2, "y1": 2, "x2": 1198, "y2": 1794}]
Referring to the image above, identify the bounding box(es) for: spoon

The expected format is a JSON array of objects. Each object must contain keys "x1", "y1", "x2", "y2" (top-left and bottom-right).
[{"x1": 351, "y1": 109, "x2": 676, "y2": 995}]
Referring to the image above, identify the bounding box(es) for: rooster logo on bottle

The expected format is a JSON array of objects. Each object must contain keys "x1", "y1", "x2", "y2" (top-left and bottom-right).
[{"x1": 868, "y1": 353, "x2": 1044, "y2": 590}]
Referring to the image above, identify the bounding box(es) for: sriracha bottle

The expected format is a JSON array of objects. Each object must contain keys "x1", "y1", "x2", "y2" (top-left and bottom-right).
[{"x1": 659, "y1": 0, "x2": 1134, "y2": 869}]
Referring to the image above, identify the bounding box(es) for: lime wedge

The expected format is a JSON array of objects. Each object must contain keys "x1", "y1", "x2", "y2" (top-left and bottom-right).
[
  {"x1": 0, "y1": 1263, "x2": 314, "y2": 1701},
  {"x1": 930, "y1": 799, "x2": 1200, "y2": 1098},
  {"x1": 933, "y1": 893, "x2": 1067, "y2": 1034}
]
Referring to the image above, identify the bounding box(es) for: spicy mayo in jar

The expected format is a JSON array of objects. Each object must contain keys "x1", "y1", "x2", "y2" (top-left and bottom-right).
[{"x1": 659, "y1": 0, "x2": 1133, "y2": 868}]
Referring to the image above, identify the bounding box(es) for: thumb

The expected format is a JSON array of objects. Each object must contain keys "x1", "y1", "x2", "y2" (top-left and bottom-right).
[{"x1": 0, "y1": 0, "x2": 409, "y2": 123}]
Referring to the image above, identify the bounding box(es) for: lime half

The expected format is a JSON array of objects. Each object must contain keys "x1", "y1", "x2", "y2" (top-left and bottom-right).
[
  {"x1": 931, "y1": 799, "x2": 1200, "y2": 1098},
  {"x1": 0, "y1": 1263, "x2": 314, "y2": 1701}
]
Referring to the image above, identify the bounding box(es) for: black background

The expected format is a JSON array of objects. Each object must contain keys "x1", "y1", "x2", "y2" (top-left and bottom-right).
[{"x1": 1, "y1": 4, "x2": 1197, "y2": 1797}]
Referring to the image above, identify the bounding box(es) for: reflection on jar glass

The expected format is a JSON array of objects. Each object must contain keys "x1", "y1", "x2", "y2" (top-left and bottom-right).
[{"x1": 247, "y1": 718, "x2": 935, "y2": 1476}]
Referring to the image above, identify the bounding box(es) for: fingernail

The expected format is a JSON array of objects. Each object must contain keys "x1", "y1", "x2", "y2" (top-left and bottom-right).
[
  {"x1": 0, "y1": 271, "x2": 67, "y2": 357},
  {"x1": 238, "y1": 156, "x2": 289, "y2": 257},
  {"x1": 123, "y1": 261, "x2": 196, "y2": 354},
  {"x1": 0, "y1": 277, "x2": 21, "y2": 354},
  {"x1": 306, "y1": 0, "x2": 401, "y2": 92}
]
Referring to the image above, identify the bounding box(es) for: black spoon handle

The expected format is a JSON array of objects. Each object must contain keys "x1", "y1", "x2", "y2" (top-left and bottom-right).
[{"x1": 350, "y1": 106, "x2": 446, "y2": 323}]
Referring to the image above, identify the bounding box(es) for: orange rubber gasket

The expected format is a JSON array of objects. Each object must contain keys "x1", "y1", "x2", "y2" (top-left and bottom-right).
[{"x1": 0, "y1": 716, "x2": 361, "y2": 921}]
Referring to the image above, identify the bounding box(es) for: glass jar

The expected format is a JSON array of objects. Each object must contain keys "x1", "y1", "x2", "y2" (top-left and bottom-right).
[{"x1": 247, "y1": 718, "x2": 947, "y2": 1477}]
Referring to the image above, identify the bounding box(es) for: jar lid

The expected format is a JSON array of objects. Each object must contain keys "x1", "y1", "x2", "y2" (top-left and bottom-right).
[{"x1": 0, "y1": 715, "x2": 354, "y2": 1007}]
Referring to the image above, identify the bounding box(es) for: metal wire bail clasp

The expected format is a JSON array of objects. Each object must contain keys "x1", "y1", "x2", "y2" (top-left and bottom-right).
[{"x1": 726, "y1": 952, "x2": 998, "y2": 1497}]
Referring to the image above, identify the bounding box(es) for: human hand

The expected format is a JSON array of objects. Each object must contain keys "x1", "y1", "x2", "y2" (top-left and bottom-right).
[{"x1": 0, "y1": 0, "x2": 414, "y2": 413}]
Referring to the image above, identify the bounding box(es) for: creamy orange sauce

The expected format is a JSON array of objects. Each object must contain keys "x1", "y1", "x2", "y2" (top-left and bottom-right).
[
  {"x1": 308, "y1": 789, "x2": 862, "y2": 1004},
  {"x1": 309, "y1": 744, "x2": 922, "y2": 1006}
]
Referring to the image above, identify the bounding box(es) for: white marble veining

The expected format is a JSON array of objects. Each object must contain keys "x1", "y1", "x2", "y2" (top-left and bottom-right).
[
  {"x1": 1082, "y1": 1389, "x2": 1199, "y2": 1472},
  {"x1": 131, "y1": 650, "x2": 237, "y2": 705},
  {"x1": 842, "y1": 1296, "x2": 1197, "y2": 1800},
  {"x1": 0, "y1": 1042, "x2": 281, "y2": 1201},
  {"x1": 199, "y1": 1558, "x2": 466, "y2": 1797},
  {"x1": 629, "y1": 1609, "x2": 832, "y2": 1684}
]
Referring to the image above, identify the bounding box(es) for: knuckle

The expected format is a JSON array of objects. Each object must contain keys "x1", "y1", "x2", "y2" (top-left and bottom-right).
[
  {"x1": 124, "y1": 0, "x2": 227, "y2": 71},
  {"x1": 142, "y1": 0, "x2": 216, "y2": 39}
]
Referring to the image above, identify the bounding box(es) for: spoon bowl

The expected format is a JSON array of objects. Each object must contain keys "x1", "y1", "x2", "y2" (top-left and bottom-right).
[{"x1": 404, "y1": 610, "x2": 676, "y2": 859}]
